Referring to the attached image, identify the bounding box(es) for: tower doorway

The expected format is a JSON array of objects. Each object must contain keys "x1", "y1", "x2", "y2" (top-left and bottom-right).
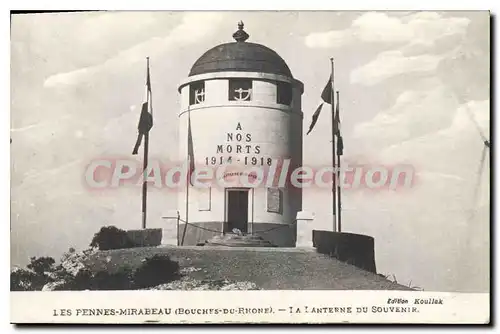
[{"x1": 225, "y1": 189, "x2": 249, "y2": 233}]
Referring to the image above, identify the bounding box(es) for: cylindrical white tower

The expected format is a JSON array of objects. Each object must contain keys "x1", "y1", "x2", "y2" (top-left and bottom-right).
[{"x1": 177, "y1": 22, "x2": 303, "y2": 247}]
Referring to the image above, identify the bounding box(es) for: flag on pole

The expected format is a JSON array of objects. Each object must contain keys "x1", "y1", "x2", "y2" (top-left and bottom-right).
[
  {"x1": 306, "y1": 79, "x2": 333, "y2": 135},
  {"x1": 132, "y1": 64, "x2": 153, "y2": 155},
  {"x1": 306, "y1": 76, "x2": 344, "y2": 155},
  {"x1": 321, "y1": 78, "x2": 333, "y2": 104},
  {"x1": 335, "y1": 91, "x2": 343, "y2": 156},
  {"x1": 306, "y1": 103, "x2": 323, "y2": 135}
]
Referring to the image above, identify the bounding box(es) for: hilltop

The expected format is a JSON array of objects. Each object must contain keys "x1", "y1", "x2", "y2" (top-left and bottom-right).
[{"x1": 86, "y1": 245, "x2": 412, "y2": 290}]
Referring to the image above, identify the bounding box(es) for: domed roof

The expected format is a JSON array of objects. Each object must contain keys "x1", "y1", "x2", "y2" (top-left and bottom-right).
[{"x1": 189, "y1": 22, "x2": 293, "y2": 78}]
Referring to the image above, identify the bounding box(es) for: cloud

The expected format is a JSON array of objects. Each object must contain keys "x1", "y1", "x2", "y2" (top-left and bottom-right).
[
  {"x1": 347, "y1": 12, "x2": 488, "y2": 149},
  {"x1": 416, "y1": 171, "x2": 464, "y2": 182},
  {"x1": 351, "y1": 85, "x2": 489, "y2": 169},
  {"x1": 44, "y1": 66, "x2": 93, "y2": 88},
  {"x1": 352, "y1": 81, "x2": 459, "y2": 147},
  {"x1": 304, "y1": 30, "x2": 352, "y2": 49},
  {"x1": 44, "y1": 12, "x2": 226, "y2": 88},
  {"x1": 11, "y1": 121, "x2": 53, "y2": 133},
  {"x1": 442, "y1": 99, "x2": 490, "y2": 138},
  {"x1": 350, "y1": 96, "x2": 489, "y2": 292},
  {"x1": 21, "y1": 159, "x2": 84, "y2": 185},
  {"x1": 350, "y1": 50, "x2": 444, "y2": 85},
  {"x1": 307, "y1": 12, "x2": 471, "y2": 88},
  {"x1": 305, "y1": 12, "x2": 470, "y2": 49},
  {"x1": 345, "y1": 15, "x2": 489, "y2": 288},
  {"x1": 369, "y1": 97, "x2": 490, "y2": 171}
]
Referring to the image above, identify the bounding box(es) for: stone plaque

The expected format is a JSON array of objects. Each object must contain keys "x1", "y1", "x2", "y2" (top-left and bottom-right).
[
  {"x1": 198, "y1": 187, "x2": 211, "y2": 211},
  {"x1": 266, "y1": 187, "x2": 282, "y2": 214}
]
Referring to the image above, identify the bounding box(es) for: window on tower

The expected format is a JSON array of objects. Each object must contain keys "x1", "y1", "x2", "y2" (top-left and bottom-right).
[
  {"x1": 189, "y1": 81, "x2": 205, "y2": 105},
  {"x1": 229, "y1": 79, "x2": 252, "y2": 101},
  {"x1": 277, "y1": 81, "x2": 292, "y2": 106}
]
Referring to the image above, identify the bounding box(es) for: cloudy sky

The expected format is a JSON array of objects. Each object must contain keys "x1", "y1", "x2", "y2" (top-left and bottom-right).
[{"x1": 11, "y1": 11, "x2": 490, "y2": 292}]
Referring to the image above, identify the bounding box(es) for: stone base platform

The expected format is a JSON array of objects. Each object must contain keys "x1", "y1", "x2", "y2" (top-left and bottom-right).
[
  {"x1": 203, "y1": 233, "x2": 277, "y2": 247},
  {"x1": 177, "y1": 222, "x2": 296, "y2": 247}
]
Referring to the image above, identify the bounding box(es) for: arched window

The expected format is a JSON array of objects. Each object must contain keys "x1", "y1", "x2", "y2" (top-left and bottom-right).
[
  {"x1": 189, "y1": 81, "x2": 205, "y2": 105},
  {"x1": 229, "y1": 79, "x2": 252, "y2": 101},
  {"x1": 277, "y1": 81, "x2": 292, "y2": 106}
]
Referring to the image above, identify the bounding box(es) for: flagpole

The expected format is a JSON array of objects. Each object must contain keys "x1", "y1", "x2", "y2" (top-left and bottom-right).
[
  {"x1": 336, "y1": 90, "x2": 342, "y2": 232},
  {"x1": 181, "y1": 108, "x2": 191, "y2": 246},
  {"x1": 182, "y1": 152, "x2": 189, "y2": 245},
  {"x1": 141, "y1": 57, "x2": 150, "y2": 230},
  {"x1": 330, "y1": 58, "x2": 337, "y2": 232}
]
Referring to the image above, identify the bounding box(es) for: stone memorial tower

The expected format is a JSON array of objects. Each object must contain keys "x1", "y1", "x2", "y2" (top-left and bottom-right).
[{"x1": 177, "y1": 22, "x2": 304, "y2": 247}]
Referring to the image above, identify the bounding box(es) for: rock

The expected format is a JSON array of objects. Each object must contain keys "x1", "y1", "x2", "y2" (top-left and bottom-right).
[
  {"x1": 60, "y1": 248, "x2": 97, "y2": 276},
  {"x1": 42, "y1": 280, "x2": 66, "y2": 291},
  {"x1": 11, "y1": 266, "x2": 23, "y2": 273},
  {"x1": 179, "y1": 267, "x2": 202, "y2": 274},
  {"x1": 45, "y1": 271, "x2": 59, "y2": 280},
  {"x1": 220, "y1": 281, "x2": 258, "y2": 290},
  {"x1": 146, "y1": 277, "x2": 259, "y2": 291},
  {"x1": 205, "y1": 233, "x2": 276, "y2": 247}
]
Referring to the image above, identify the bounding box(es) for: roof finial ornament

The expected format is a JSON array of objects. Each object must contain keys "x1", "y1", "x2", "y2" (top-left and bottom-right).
[{"x1": 233, "y1": 21, "x2": 249, "y2": 42}]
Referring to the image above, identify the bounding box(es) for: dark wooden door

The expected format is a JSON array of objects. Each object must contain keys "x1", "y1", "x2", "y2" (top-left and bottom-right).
[{"x1": 227, "y1": 190, "x2": 249, "y2": 233}]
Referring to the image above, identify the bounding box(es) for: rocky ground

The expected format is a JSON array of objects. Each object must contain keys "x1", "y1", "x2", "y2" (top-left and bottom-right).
[
  {"x1": 88, "y1": 246, "x2": 413, "y2": 290},
  {"x1": 31, "y1": 245, "x2": 412, "y2": 291},
  {"x1": 146, "y1": 275, "x2": 259, "y2": 291},
  {"x1": 41, "y1": 248, "x2": 261, "y2": 291},
  {"x1": 143, "y1": 266, "x2": 259, "y2": 290},
  {"x1": 60, "y1": 248, "x2": 98, "y2": 276}
]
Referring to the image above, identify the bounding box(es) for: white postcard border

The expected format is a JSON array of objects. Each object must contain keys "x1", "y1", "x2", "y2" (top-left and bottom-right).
[{"x1": 11, "y1": 291, "x2": 489, "y2": 324}]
